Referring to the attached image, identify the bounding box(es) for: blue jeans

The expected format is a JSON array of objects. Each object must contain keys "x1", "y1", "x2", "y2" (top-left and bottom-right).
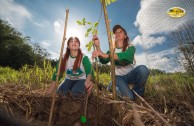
[
  {"x1": 108, "y1": 65, "x2": 150, "y2": 100},
  {"x1": 57, "y1": 79, "x2": 86, "y2": 95}
]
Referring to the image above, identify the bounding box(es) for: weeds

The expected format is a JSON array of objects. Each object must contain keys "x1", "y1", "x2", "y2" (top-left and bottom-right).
[{"x1": 0, "y1": 62, "x2": 193, "y2": 99}]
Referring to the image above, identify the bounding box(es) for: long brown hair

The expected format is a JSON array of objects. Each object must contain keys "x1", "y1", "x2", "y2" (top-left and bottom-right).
[
  {"x1": 122, "y1": 36, "x2": 129, "y2": 52},
  {"x1": 60, "y1": 37, "x2": 83, "y2": 75},
  {"x1": 115, "y1": 33, "x2": 129, "y2": 52},
  {"x1": 113, "y1": 25, "x2": 129, "y2": 52}
]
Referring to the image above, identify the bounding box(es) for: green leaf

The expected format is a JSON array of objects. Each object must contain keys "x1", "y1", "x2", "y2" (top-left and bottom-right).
[
  {"x1": 100, "y1": 0, "x2": 117, "y2": 6},
  {"x1": 88, "y1": 47, "x2": 92, "y2": 51},
  {"x1": 86, "y1": 41, "x2": 93, "y2": 51},
  {"x1": 86, "y1": 43, "x2": 90, "y2": 47},
  {"x1": 87, "y1": 27, "x2": 92, "y2": 33},
  {"x1": 87, "y1": 22, "x2": 92, "y2": 25},
  {"x1": 82, "y1": 18, "x2": 86, "y2": 25},
  {"x1": 92, "y1": 29, "x2": 97, "y2": 35},
  {"x1": 107, "y1": 0, "x2": 111, "y2": 5},
  {"x1": 77, "y1": 20, "x2": 82, "y2": 25},
  {"x1": 89, "y1": 41, "x2": 93, "y2": 45},
  {"x1": 94, "y1": 22, "x2": 98, "y2": 28},
  {"x1": 85, "y1": 32, "x2": 89, "y2": 37}
]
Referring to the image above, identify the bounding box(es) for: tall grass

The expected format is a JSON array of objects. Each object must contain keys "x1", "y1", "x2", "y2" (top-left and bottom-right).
[
  {"x1": 0, "y1": 66, "x2": 19, "y2": 84},
  {"x1": 146, "y1": 73, "x2": 194, "y2": 102},
  {"x1": 0, "y1": 60, "x2": 55, "y2": 89},
  {"x1": 0, "y1": 61, "x2": 193, "y2": 99}
]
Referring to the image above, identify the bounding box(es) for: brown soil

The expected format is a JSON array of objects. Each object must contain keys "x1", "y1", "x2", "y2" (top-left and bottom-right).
[{"x1": 0, "y1": 84, "x2": 194, "y2": 126}]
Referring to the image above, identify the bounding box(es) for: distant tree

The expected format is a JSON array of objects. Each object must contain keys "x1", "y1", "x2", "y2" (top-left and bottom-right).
[
  {"x1": 0, "y1": 19, "x2": 51, "y2": 69},
  {"x1": 32, "y1": 43, "x2": 51, "y2": 68},
  {"x1": 149, "y1": 69, "x2": 165, "y2": 75},
  {"x1": 170, "y1": 20, "x2": 194, "y2": 75},
  {"x1": 50, "y1": 59, "x2": 58, "y2": 68}
]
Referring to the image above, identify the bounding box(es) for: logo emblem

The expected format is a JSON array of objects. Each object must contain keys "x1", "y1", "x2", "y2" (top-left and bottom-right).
[{"x1": 167, "y1": 7, "x2": 186, "y2": 18}]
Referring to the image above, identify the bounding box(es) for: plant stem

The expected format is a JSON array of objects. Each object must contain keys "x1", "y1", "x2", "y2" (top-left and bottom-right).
[
  {"x1": 102, "y1": 0, "x2": 116, "y2": 100},
  {"x1": 48, "y1": 9, "x2": 69, "y2": 126}
]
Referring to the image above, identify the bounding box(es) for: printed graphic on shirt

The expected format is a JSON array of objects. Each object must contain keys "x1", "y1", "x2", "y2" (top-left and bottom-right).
[{"x1": 66, "y1": 66, "x2": 84, "y2": 79}]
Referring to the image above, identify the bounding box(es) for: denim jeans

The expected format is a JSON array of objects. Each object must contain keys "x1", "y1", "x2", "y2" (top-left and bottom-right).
[
  {"x1": 57, "y1": 79, "x2": 86, "y2": 95},
  {"x1": 108, "y1": 65, "x2": 150, "y2": 100}
]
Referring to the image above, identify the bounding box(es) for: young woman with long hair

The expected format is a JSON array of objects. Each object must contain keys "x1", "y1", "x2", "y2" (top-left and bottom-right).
[
  {"x1": 47, "y1": 37, "x2": 93, "y2": 95},
  {"x1": 92, "y1": 25, "x2": 149, "y2": 100}
]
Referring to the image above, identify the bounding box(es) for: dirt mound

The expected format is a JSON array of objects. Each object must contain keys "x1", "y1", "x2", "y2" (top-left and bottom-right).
[{"x1": 0, "y1": 84, "x2": 194, "y2": 126}]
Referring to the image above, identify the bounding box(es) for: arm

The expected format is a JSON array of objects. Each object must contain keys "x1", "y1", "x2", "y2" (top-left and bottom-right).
[
  {"x1": 82, "y1": 56, "x2": 93, "y2": 94},
  {"x1": 92, "y1": 35, "x2": 111, "y2": 64},
  {"x1": 98, "y1": 51, "x2": 110, "y2": 64},
  {"x1": 116, "y1": 46, "x2": 135, "y2": 63},
  {"x1": 94, "y1": 50, "x2": 118, "y2": 63},
  {"x1": 100, "y1": 52, "x2": 119, "y2": 60},
  {"x1": 83, "y1": 56, "x2": 92, "y2": 77},
  {"x1": 99, "y1": 46, "x2": 135, "y2": 62},
  {"x1": 96, "y1": 46, "x2": 135, "y2": 64}
]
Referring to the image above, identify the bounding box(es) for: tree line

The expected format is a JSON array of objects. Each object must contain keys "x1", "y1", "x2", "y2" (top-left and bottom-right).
[{"x1": 0, "y1": 19, "x2": 57, "y2": 70}]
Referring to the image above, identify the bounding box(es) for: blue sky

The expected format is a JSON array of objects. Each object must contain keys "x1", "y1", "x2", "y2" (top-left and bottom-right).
[{"x1": 0, "y1": 0, "x2": 194, "y2": 72}]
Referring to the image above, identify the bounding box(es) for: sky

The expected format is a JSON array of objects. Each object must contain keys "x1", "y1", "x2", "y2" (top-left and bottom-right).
[{"x1": 0, "y1": 0, "x2": 194, "y2": 72}]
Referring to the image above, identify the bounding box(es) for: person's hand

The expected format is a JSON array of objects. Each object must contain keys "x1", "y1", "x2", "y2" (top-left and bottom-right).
[
  {"x1": 45, "y1": 81, "x2": 56, "y2": 96},
  {"x1": 92, "y1": 50, "x2": 109, "y2": 59},
  {"x1": 92, "y1": 35, "x2": 100, "y2": 47},
  {"x1": 92, "y1": 50, "x2": 99, "y2": 59},
  {"x1": 85, "y1": 80, "x2": 93, "y2": 95}
]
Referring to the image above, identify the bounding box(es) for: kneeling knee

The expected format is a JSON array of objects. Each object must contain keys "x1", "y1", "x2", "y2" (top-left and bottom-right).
[{"x1": 138, "y1": 65, "x2": 150, "y2": 75}]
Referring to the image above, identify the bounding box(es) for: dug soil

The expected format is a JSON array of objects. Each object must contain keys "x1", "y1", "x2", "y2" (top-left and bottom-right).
[{"x1": 0, "y1": 84, "x2": 194, "y2": 126}]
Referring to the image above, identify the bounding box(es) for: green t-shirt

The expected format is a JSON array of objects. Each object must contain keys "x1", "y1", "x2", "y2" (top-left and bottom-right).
[{"x1": 99, "y1": 45, "x2": 136, "y2": 75}]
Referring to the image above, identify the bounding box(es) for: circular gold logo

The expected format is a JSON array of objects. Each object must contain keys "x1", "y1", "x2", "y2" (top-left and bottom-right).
[{"x1": 167, "y1": 7, "x2": 186, "y2": 18}]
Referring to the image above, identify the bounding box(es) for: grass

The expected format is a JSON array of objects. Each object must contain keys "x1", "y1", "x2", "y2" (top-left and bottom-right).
[
  {"x1": 0, "y1": 66, "x2": 19, "y2": 84},
  {"x1": 0, "y1": 60, "x2": 55, "y2": 89},
  {"x1": 146, "y1": 73, "x2": 194, "y2": 102},
  {"x1": 0, "y1": 61, "x2": 193, "y2": 101}
]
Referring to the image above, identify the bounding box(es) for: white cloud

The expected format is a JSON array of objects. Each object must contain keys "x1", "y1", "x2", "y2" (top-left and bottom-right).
[
  {"x1": 33, "y1": 21, "x2": 45, "y2": 27},
  {"x1": 135, "y1": 53, "x2": 148, "y2": 66},
  {"x1": 146, "y1": 48, "x2": 185, "y2": 72},
  {"x1": 133, "y1": 34, "x2": 166, "y2": 49},
  {"x1": 136, "y1": 0, "x2": 194, "y2": 34},
  {"x1": 54, "y1": 19, "x2": 63, "y2": 34},
  {"x1": 49, "y1": 51, "x2": 60, "y2": 60},
  {"x1": 133, "y1": 41, "x2": 185, "y2": 72},
  {"x1": 0, "y1": 0, "x2": 32, "y2": 29},
  {"x1": 0, "y1": 0, "x2": 46, "y2": 30},
  {"x1": 133, "y1": 0, "x2": 194, "y2": 72},
  {"x1": 133, "y1": 51, "x2": 183, "y2": 72},
  {"x1": 133, "y1": 35, "x2": 142, "y2": 46},
  {"x1": 40, "y1": 40, "x2": 51, "y2": 48}
]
